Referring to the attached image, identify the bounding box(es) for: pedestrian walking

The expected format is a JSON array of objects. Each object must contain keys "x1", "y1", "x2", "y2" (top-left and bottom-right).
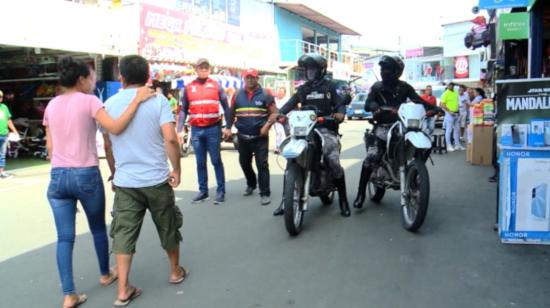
[
  {"x1": 102, "y1": 55, "x2": 186, "y2": 307},
  {"x1": 0, "y1": 89, "x2": 18, "y2": 178},
  {"x1": 176, "y1": 58, "x2": 231, "y2": 204},
  {"x1": 441, "y1": 82, "x2": 463, "y2": 151},
  {"x1": 227, "y1": 68, "x2": 277, "y2": 205},
  {"x1": 43, "y1": 56, "x2": 154, "y2": 308}
]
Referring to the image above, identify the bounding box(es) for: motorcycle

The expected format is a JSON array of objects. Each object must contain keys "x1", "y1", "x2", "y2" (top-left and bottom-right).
[
  {"x1": 365, "y1": 103, "x2": 433, "y2": 232},
  {"x1": 179, "y1": 120, "x2": 239, "y2": 157},
  {"x1": 279, "y1": 106, "x2": 339, "y2": 236}
]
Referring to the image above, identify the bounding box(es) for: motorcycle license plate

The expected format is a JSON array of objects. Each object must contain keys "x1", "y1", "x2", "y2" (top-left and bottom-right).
[{"x1": 293, "y1": 126, "x2": 308, "y2": 136}]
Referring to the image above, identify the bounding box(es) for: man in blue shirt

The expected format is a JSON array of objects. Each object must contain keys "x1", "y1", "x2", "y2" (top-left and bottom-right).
[
  {"x1": 226, "y1": 68, "x2": 277, "y2": 205},
  {"x1": 103, "y1": 55, "x2": 187, "y2": 306}
]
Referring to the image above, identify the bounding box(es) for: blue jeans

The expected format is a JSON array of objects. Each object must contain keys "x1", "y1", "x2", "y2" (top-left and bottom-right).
[
  {"x1": 0, "y1": 135, "x2": 7, "y2": 168},
  {"x1": 191, "y1": 125, "x2": 225, "y2": 194},
  {"x1": 47, "y1": 166, "x2": 109, "y2": 295}
]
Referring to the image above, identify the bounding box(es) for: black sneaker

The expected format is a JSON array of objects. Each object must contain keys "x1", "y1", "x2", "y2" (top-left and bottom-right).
[
  {"x1": 192, "y1": 192, "x2": 209, "y2": 203},
  {"x1": 243, "y1": 187, "x2": 255, "y2": 196},
  {"x1": 214, "y1": 192, "x2": 225, "y2": 205}
]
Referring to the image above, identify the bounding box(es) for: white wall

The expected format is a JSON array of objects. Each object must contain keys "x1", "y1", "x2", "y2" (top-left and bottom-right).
[{"x1": 0, "y1": 0, "x2": 138, "y2": 56}]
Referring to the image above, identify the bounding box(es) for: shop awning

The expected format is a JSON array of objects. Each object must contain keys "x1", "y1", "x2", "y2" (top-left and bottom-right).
[{"x1": 273, "y1": 1, "x2": 360, "y2": 36}]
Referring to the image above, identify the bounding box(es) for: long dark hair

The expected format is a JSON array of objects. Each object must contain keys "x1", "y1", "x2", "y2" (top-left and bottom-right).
[{"x1": 58, "y1": 56, "x2": 91, "y2": 88}]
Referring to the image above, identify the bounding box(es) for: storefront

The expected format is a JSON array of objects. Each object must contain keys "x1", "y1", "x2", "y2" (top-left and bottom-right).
[
  {"x1": 442, "y1": 20, "x2": 489, "y2": 87},
  {"x1": 0, "y1": 0, "x2": 135, "y2": 159},
  {"x1": 479, "y1": 0, "x2": 550, "y2": 244},
  {"x1": 404, "y1": 47, "x2": 444, "y2": 89}
]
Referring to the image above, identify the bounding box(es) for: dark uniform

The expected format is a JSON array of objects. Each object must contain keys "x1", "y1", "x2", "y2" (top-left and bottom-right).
[
  {"x1": 353, "y1": 56, "x2": 436, "y2": 209},
  {"x1": 277, "y1": 53, "x2": 351, "y2": 217}
]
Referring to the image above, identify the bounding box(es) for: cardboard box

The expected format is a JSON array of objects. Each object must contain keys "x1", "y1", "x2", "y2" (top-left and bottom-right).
[
  {"x1": 470, "y1": 125, "x2": 493, "y2": 166},
  {"x1": 499, "y1": 149, "x2": 550, "y2": 244},
  {"x1": 466, "y1": 144, "x2": 472, "y2": 163}
]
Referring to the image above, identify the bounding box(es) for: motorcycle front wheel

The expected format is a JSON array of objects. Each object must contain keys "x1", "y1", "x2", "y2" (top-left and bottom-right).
[
  {"x1": 284, "y1": 163, "x2": 305, "y2": 236},
  {"x1": 401, "y1": 159, "x2": 430, "y2": 232}
]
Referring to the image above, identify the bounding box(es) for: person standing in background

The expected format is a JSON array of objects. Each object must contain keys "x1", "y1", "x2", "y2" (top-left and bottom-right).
[
  {"x1": 458, "y1": 85, "x2": 470, "y2": 142},
  {"x1": 273, "y1": 87, "x2": 287, "y2": 154},
  {"x1": 420, "y1": 85, "x2": 437, "y2": 135},
  {"x1": 0, "y1": 90, "x2": 18, "y2": 178}
]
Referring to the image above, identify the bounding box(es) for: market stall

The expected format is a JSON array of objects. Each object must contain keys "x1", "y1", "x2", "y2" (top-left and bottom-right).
[{"x1": 497, "y1": 78, "x2": 550, "y2": 244}]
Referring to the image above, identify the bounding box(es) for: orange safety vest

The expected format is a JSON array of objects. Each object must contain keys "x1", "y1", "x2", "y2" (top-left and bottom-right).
[{"x1": 186, "y1": 78, "x2": 221, "y2": 127}]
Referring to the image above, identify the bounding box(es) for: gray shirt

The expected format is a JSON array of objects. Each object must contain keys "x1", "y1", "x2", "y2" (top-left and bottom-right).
[{"x1": 104, "y1": 88, "x2": 174, "y2": 188}]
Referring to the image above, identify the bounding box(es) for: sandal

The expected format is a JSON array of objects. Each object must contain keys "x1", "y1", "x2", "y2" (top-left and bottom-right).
[
  {"x1": 113, "y1": 287, "x2": 142, "y2": 307},
  {"x1": 63, "y1": 293, "x2": 87, "y2": 308},
  {"x1": 100, "y1": 268, "x2": 119, "y2": 286},
  {"x1": 169, "y1": 266, "x2": 189, "y2": 284}
]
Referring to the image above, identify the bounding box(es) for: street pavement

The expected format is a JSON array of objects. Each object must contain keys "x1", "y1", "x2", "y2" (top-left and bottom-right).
[{"x1": 1, "y1": 120, "x2": 550, "y2": 308}]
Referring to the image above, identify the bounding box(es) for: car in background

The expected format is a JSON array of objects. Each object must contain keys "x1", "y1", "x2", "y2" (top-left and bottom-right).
[{"x1": 346, "y1": 93, "x2": 372, "y2": 120}]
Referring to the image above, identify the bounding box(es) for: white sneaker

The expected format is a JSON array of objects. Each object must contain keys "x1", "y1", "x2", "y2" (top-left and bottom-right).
[
  {"x1": 0, "y1": 172, "x2": 12, "y2": 179},
  {"x1": 455, "y1": 145, "x2": 465, "y2": 151},
  {"x1": 447, "y1": 145, "x2": 455, "y2": 152}
]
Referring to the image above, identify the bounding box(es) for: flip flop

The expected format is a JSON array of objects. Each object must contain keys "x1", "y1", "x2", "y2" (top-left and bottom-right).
[
  {"x1": 63, "y1": 293, "x2": 87, "y2": 308},
  {"x1": 113, "y1": 287, "x2": 142, "y2": 307},
  {"x1": 169, "y1": 266, "x2": 189, "y2": 284},
  {"x1": 100, "y1": 269, "x2": 119, "y2": 286}
]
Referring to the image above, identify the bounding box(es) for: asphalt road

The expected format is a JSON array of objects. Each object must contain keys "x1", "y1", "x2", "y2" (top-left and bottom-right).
[{"x1": 1, "y1": 120, "x2": 549, "y2": 308}]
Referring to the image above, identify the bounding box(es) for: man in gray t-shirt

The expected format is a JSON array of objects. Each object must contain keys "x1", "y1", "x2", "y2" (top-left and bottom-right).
[{"x1": 103, "y1": 55, "x2": 187, "y2": 306}]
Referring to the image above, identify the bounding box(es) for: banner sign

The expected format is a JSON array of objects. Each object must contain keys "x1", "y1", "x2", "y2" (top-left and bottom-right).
[
  {"x1": 139, "y1": 3, "x2": 277, "y2": 69},
  {"x1": 496, "y1": 79, "x2": 550, "y2": 125},
  {"x1": 498, "y1": 13, "x2": 530, "y2": 40},
  {"x1": 479, "y1": 0, "x2": 528, "y2": 9}
]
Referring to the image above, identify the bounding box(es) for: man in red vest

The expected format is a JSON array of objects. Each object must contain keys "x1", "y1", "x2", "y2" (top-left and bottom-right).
[{"x1": 177, "y1": 58, "x2": 231, "y2": 204}]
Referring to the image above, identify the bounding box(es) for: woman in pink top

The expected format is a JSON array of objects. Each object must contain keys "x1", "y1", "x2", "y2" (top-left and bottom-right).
[{"x1": 43, "y1": 57, "x2": 154, "y2": 308}]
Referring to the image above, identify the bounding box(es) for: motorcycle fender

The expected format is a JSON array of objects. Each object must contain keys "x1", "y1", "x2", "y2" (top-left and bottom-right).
[
  {"x1": 405, "y1": 131, "x2": 432, "y2": 149},
  {"x1": 282, "y1": 139, "x2": 308, "y2": 159}
]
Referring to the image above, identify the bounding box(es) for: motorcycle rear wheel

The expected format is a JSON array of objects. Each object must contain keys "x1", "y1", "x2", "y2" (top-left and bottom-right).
[
  {"x1": 401, "y1": 159, "x2": 430, "y2": 232},
  {"x1": 284, "y1": 163, "x2": 305, "y2": 236},
  {"x1": 367, "y1": 181, "x2": 386, "y2": 203},
  {"x1": 320, "y1": 191, "x2": 334, "y2": 205}
]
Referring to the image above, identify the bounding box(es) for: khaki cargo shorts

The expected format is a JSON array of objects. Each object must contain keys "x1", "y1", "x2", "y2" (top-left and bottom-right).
[{"x1": 110, "y1": 182, "x2": 183, "y2": 254}]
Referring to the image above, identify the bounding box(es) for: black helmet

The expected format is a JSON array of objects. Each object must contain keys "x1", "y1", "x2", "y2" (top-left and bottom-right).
[
  {"x1": 378, "y1": 55, "x2": 405, "y2": 82},
  {"x1": 298, "y1": 53, "x2": 327, "y2": 81}
]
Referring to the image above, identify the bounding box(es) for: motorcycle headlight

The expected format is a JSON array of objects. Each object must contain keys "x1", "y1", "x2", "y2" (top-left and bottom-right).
[
  {"x1": 407, "y1": 119, "x2": 420, "y2": 129},
  {"x1": 293, "y1": 126, "x2": 308, "y2": 136}
]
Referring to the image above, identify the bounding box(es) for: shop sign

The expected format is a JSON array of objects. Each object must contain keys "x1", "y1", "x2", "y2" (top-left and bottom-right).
[
  {"x1": 497, "y1": 79, "x2": 550, "y2": 125},
  {"x1": 498, "y1": 13, "x2": 530, "y2": 40},
  {"x1": 478, "y1": 0, "x2": 528, "y2": 9},
  {"x1": 421, "y1": 61, "x2": 443, "y2": 79},
  {"x1": 454, "y1": 56, "x2": 469, "y2": 79},
  {"x1": 405, "y1": 48, "x2": 424, "y2": 59}
]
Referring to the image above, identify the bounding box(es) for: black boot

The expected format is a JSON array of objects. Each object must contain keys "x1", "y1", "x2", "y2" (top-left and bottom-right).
[
  {"x1": 273, "y1": 200, "x2": 284, "y2": 216},
  {"x1": 335, "y1": 177, "x2": 351, "y2": 217},
  {"x1": 353, "y1": 164, "x2": 372, "y2": 209}
]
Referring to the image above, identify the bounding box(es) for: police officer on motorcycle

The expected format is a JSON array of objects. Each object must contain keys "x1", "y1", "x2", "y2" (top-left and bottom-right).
[
  {"x1": 273, "y1": 53, "x2": 351, "y2": 217},
  {"x1": 353, "y1": 55, "x2": 437, "y2": 209}
]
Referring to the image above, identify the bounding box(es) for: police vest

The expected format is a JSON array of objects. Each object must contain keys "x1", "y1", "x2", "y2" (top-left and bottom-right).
[
  {"x1": 186, "y1": 78, "x2": 221, "y2": 127},
  {"x1": 298, "y1": 81, "x2": 333, "y2": 117},
  {"x1": 234, "y1": 87, "x2": 270, "y2": 136}
]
